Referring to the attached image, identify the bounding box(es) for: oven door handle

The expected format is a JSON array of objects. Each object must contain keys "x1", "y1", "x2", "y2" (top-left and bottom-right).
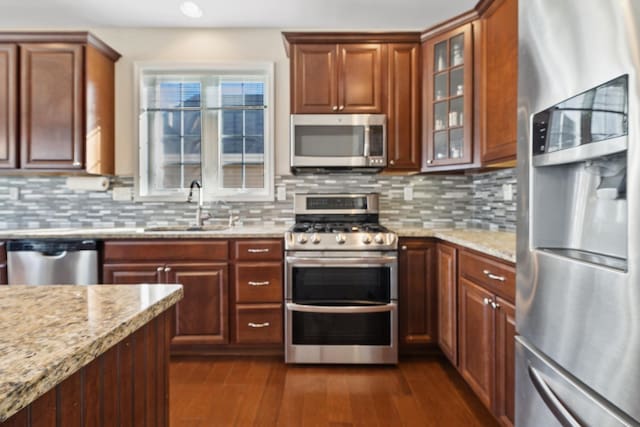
[
  {"x1": 286, "y1": 256, "x2": 397, "y2": 267},
  {"x1": 286, "y1": 302, "x2": 396, "y2": 314}
]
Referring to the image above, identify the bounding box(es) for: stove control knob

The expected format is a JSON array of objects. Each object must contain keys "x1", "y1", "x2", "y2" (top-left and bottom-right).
[
  {"x1": 311, "y1": 233, "x2": 321, "y2": 244},
  {"x1": 297, "y1": 234, "x2": 308, "y2": 244},
  {"x1": 374, "y1": 233, "x2": 385, "y2": 244},
  {"x1": 336, "y1": 233, "x2": 347, "y2": 244},
  {"x1": 362, "y1": 234, "x2": 372, "y2": 244}
]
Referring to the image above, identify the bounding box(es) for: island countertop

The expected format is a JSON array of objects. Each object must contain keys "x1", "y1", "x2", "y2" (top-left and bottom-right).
[{"x1": 0, "y1": 284, "x2": 183, "y2": 422}]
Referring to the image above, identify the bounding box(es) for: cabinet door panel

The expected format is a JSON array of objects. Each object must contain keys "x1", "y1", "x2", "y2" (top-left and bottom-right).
[
  {"x1": 292, "y1": 44, "x2": 338, "y2": 113},
  {"x1": 495, "y1": 297, "x2": 516, "y2": 427},
  {"x1": 479, "y1": 0, "x2": 518, "y2": 163},
  {"x1": 0, "y1": 44, "x2": 16, "y2": 169},
  {"x1": 168, "y1": 263, "x2": 229, "y2": 346},
  {"x1": 102, "y1": 264, "x2": 162, "y2": 284},
  {"x1": 386, "y1": 43, "x2": 420, "y2": 170},
  {"x1": 458, "y1": 277, "x2": 495, "y2": 409},
  {"x1": 339, "y1": 44, "x2": 384, "y2": 113},
  {"x1": 437, "y1": 244, "x2": 457, "y2": 364},
  {"x1": 20, "y1": 43, "x2": 83, "y2": 169},
  {"x1": 398, "y1": 239, "x2": 437, "y2": 348}
]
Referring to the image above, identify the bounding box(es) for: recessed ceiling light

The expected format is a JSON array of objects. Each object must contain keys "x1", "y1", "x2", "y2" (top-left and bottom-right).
[{"x1": 180, "y1": 1, "x2": 203, "y2": 18}]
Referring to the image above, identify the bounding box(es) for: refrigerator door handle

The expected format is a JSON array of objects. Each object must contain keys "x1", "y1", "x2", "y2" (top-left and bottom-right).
[{"x1": 528, "y1": 365, "x2": 584, "y2": 427}]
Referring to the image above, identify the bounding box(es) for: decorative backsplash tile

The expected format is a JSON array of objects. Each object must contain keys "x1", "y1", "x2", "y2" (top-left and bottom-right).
[{"x1": 0, "y1": 169, "x2": 516, "y2": 232}]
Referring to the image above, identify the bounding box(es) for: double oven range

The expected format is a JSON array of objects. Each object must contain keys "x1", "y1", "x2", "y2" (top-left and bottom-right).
[{"x1": 284, "y1": 193, "x2": 398, "y2": 364}]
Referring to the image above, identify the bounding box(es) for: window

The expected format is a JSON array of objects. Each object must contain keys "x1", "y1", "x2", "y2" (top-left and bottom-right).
[{"x1": 136, "y1": 63, "x2": 274, "y2": 201}]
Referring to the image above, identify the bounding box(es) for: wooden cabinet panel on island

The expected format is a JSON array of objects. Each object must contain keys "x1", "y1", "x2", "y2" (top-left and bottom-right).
[
  {"x1": 398, "y1": 239, "x2": 437, "y2": 353},
  {"x1": 0, "y1": 32, "x2": 120, "y2": 174}
]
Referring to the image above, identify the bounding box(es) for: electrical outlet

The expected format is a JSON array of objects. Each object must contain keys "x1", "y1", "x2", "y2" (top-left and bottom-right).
[
  {"x1": 404, "y1": 186, "x2": 414, "y2": 201},
  {"x1": 8, "y1": 187, "x2": 19, "y2": 201},
  {"x1": 277, "y1": 185, "x2": 286, "y2": 201},
  {"x1": 112, "y1": 187, "x2": 133, "y2": 201},
  {"x1": 502, "y1": 184, "x2": 513, "y2": 201}
]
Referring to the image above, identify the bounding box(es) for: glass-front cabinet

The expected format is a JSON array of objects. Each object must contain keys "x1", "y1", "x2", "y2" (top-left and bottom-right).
[{"x1": 423, "y1": 23, "x2": 474, "y2": 169}]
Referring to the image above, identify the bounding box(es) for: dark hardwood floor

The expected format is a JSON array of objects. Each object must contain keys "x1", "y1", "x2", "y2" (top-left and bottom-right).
[{"x1": 169, "y1": 355, "x2": 499, "y2": 426}]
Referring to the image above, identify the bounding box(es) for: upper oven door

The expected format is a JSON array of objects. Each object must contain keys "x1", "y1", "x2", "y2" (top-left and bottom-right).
[
  {"x1": 290, "y1": 114, "x2": 386, "y2": 168},
  {"x1": 285, "y1": 251, "x2": 397, "y2": 302}
]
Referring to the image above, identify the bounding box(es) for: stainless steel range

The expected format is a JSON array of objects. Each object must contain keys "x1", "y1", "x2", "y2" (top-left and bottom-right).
[{"x1": 284, "y1": 193, "x2": 398, "y2": 364}]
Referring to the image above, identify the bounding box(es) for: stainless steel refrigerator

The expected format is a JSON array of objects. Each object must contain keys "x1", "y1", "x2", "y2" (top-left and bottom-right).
[{"x1": 517, "y1": 0, "x2": 640, "y2": 425}]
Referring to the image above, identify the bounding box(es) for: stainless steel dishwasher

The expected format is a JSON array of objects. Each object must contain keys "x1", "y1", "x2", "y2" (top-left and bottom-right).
[{"x1": 7, "y1": 240, "x2": 99, "y2": 285}]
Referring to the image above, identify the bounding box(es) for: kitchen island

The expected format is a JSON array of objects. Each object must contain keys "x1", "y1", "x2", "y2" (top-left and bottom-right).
[{"x1": 0, "y1": 284, "x2": 183, "y2": 425}]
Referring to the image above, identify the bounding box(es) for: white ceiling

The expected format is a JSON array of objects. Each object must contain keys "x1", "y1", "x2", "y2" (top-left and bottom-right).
[{"x1": 0, "y1": 0, "x2": 476, "y2": 30}]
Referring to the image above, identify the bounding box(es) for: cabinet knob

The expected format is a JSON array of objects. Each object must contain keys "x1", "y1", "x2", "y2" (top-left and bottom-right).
[
  {"x1": 72, "y1": 161, "x2": 82, "y2": 167},
  {"x1": 389, "y1": 160, "x2": 395, "y2": 165},
  {"x1": 483, "y1": 297, "x2": 493, "y2": 306},
  {"x1": 426, "y1": 159, "x2": 433, "y2": 165},
  {"x1": 164, "y1": 267, "x2": 171, "y2": 273},
  {"x1": 156, "y1": 266, "x2": 163, "y2": 273},
  {"x1": 401, "y1": 245, "x2": 407, "y2": 251},
  {"x1": 332, "y1": 106, "x2": 338, "y2": 111},
  {"x1": 339, "y1": 105, "x2": 345, "y2": 111}
]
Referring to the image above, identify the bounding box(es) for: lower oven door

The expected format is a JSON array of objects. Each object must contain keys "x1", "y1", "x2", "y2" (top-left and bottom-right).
[{"x1": 285, "y1": 301, "x2": 398, "y2": 364}]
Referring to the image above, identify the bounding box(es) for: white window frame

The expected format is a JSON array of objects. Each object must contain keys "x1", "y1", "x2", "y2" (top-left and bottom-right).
[{"x1": 134, "y1": 61, "x2": 275, "y2": 202}]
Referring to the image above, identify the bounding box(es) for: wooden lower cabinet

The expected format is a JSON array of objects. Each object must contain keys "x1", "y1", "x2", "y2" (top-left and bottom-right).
[
  {"x1": 437, "y1": 243, "x2": 457, "y2": 363},
  {"x1": 234, "y1": 304, "x2": 283, "y2": 344},
  {"x1": 1, "y1": 309, "x2": 171, "y2": 427},
  {"x1": 495, "y1": 297, "x2": 516, "y2": 427},
  {"x1": 457, "y1": 250, "x2": 516, "y2": 427},
  {"x1": 0, "y1": 241, "x2": 6, "y2": 285},
  {"x1": 167, "y1": 263, "x2": 229, "y2": 346},
  {"x1": 398, "y1": 239, "x2": 437, "y2": 352},
  {"x1": 103, "y1": 263, "x2": 164, "y2": 284},
  {"x1": 458, "y1": 277, "x2": 495, "y2": 408}
]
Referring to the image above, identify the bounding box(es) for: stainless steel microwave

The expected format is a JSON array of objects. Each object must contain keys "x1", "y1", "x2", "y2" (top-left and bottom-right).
[{"x1": 290, "y1": 114, "x2": 386, "y2": 172}]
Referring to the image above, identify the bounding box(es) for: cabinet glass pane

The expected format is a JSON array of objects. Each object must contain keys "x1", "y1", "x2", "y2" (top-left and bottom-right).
[
  {"x1": 449, "y1": 97, "x2": 464, "y2": 127},
  {"x1": 450, "y1": 67, "x2": 464, "y2": 97},
  {"x1": 450, "y1": 128, "x2": 464, "y2": 159},
  {"x1": 434, "y1": 101, "x2": 448, "y2": 131},
  {"x1": 450, "y1": 34, "x2": 464, "y2": 67},
  {"x1": 435, "y1": 73, "x2": 447, "y2": 100},
  {"x1": 434, "y1": 131, "x2": 449, "y2": 160},
  {"x1": 434, "y1": 41, "x2": 448, "y2": 72}
]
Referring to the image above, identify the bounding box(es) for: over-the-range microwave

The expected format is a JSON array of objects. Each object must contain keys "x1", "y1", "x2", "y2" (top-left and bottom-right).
[{"x1": 290, "y1": 114, "x2": 386, "y2": 173}]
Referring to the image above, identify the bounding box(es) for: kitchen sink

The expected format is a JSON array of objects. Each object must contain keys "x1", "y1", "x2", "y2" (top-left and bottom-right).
[{"x1": 142, "y1": 224, "x2": 230, "y2": 232}]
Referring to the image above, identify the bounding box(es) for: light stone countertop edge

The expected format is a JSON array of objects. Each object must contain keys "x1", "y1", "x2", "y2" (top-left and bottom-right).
[
  {"x1": 391, "y1": 227, "x2": 516, "y2": 263},
  {"x1": 0, "y1": 285, "x2": 184, "y2": 422}
]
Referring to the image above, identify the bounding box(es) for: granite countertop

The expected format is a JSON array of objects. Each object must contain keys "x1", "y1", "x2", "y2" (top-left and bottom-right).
[
  {"x1": 392, "y1": 228, "x2": 516, "y2": 263},
  {"x1": 0, "y1": 284, "x2": 183, "y2": 422},
  {"x1": 0, "y1": 225, "x2": 290, "y2": 240}
]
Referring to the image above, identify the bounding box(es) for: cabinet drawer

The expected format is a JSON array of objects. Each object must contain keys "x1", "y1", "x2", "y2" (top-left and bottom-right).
[
  {"x1": 233, "y1": 239, "x2": 283, "y2": 261},
  {"x1": 103, "y1": 240, "x2": 228, "y2": 262},
  {"x1": 459, "y1": 250, "x2": 515, "y2": 301},
  {"x1": 235, "y1": 263, "x2": 283, "y2": 303},
  {"x1": 235, "y1": 304, "x2": 283, "y2": 344}
]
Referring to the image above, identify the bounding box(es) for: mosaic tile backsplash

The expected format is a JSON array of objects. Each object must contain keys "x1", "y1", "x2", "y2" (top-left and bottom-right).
[{"x1": 0, "y1": 169, "x2": 517, "y2": 231}]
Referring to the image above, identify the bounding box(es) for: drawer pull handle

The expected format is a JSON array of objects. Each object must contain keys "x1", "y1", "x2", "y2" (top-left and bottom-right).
[
  {"x1": 248, "y1": 322, "x2": 270, "y2": 328},
  {"x1": 483, "y1": 269, "x2": 505, "y2": 282},
  {"x1": 248, "y1": 248, "x2": 270, "y2": 253},
  {"x1": 248, "y1": 281, "x2": 270, "y2": 286}
]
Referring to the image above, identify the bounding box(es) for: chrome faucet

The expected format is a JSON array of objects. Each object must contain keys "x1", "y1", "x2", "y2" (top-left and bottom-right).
[{"x1": 187, "y1": 180, "x2": 211, "y2": 227}]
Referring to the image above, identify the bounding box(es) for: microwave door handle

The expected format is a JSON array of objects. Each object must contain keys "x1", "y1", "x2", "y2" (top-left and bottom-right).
[
  {"x1": 286, "y1": 302, "x2": 395, "y2": 314},
  {"x1": 363, "y1": 126, "x2": 371, "y2": 157}
]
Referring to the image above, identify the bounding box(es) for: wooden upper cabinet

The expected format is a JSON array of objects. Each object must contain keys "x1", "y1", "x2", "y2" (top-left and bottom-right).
[
  {"x1": 338, "y1": 44, "x2": 384, "y2": 113},
  {"x1": 422, "y1": 23, "x2": 474, "y2": 170},
  {"x1": 0, "y1": 32, "x2": 120, "y2": 174},
  {"x1": 386, "y1": 43, "x2": 421, "y2": 171},
  {"x1": 291, "y1": 44, "x2": 338, "y2": 113},
  {"x1": 0, "y1": 44, "x2": 16, "y2": 169},
  {"x1": 290, "y1": 42, "x2": 384, "y2": 114},
  {"x1": 478, "y1": 0, "x2": 518, "y2": 164},
  {"x1": 20, "y1": 43, "x2": 84, "y2": 170}
]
